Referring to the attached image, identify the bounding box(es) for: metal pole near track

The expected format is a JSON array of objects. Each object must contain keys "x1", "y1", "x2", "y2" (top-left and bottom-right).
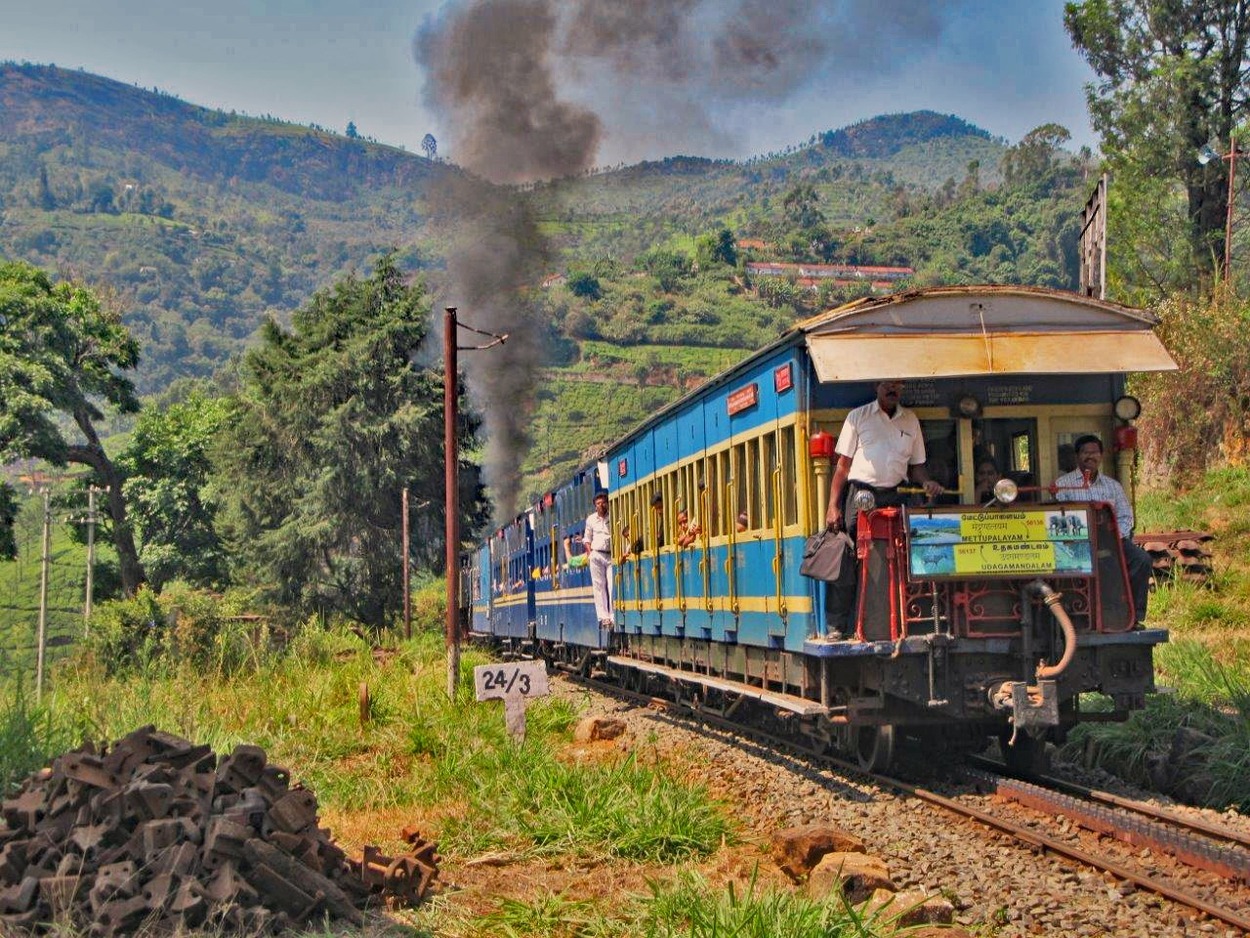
[
  {"x1": 445, "y1": 307, "x2": 460, "y2": 699},
  {"x1": 402, "y1": 485, "x2": 411, "y2": 641},
  {"x1": 35, "y1": 488, "x2": 51, "y2": 704}
]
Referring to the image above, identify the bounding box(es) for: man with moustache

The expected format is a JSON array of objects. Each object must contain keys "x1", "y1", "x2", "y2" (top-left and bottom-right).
[
  {"x1": 823, "y1": 380, "x2": 943, "y2": 637},
  {"x1": 1054, "y1": 434, "x2": 1152, "y2": 625}
]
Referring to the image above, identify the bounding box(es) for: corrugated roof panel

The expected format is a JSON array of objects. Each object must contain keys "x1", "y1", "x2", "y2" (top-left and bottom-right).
[{"x1": 806, "y1": 331, "x2": 1177, "y2": 381}]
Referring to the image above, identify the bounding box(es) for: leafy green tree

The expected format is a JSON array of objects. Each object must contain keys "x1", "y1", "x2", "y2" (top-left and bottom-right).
[
  {"x1": 695, "y1": 227, "x2": 738, "y2": 269},
  {"x1": 1065, "y1": 0, "x2": 1250, "y2": 285},
  {"x1": 0, "y1": 260, "x2": 146, "y2": 592},
  {"x1": 211, "y1": 255, "x2": 486, "y2": 627},
  {"x1": 782, "y1": 183, "x2": 826, "y2": 230},
  {"x1": 118, "y1": 390, "x2": 230, "y2": 590},
  {"x1": 567, "y1": 270, "x2": 602, "y2": 299},
  {"x1": 1001, "y1": 124, "x2": 1073, "y2": 192},
  {"x1": 640, "y1": 249, "x2": 692, "y2": 292},
  {"x1": 0, "y1": 482, "x2": 15, "y2": 561}
]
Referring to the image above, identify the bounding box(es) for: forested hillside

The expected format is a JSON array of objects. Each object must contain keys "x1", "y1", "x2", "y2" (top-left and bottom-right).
[{"x1": 0, "y1": 63, "x2": 1096, "y2": 489}]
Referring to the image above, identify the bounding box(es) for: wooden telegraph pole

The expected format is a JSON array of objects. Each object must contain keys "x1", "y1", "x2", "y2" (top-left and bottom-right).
[{"x1": 445, "y1": 307, "x2": 460, "y2": 699}]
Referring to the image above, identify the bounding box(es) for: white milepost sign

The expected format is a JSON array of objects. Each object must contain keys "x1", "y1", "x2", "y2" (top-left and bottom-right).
[{"x1": 473, "y1": 659, "x2": 550, "y2": 741}]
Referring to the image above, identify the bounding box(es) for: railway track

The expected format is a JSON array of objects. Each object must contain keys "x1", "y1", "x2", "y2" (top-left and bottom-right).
[{"x1": 567, "y1": 669, "x2": 1250, "y2": 933}]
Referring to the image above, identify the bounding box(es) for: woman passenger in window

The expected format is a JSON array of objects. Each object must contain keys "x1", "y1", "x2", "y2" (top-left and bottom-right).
[{"x1": 975, "y1": 458, "x2": 1000, "y2": 503}]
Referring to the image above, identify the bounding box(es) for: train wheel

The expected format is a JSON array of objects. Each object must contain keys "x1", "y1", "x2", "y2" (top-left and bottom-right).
[{"x1": 855, "y1": 724, "x2": 895, "y2": 772}]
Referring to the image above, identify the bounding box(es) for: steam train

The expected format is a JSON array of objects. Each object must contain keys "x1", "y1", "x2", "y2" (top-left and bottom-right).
[{"x1": 464, "y1": 285, "x2": 1175, "y2": 771}]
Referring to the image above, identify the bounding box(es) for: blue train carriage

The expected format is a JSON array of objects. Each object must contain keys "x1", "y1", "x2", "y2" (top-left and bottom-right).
[
  {"x1": 533, "y1": 463, "x2": 612, "y2": 661},
  {"x1": 463, "y1": 544, "x2": 490, "y2": 637},
  {"x1": 603, "y1": 285, "x2": 1177, "y2": 770},
  {"x1": 485, "y1": 509, "x2": 537, "y2": 648}
]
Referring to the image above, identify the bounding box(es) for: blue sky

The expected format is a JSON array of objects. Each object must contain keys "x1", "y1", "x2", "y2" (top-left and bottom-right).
[{"x1": 0, "y1": 0, "x2": 1098, "y2": 165}]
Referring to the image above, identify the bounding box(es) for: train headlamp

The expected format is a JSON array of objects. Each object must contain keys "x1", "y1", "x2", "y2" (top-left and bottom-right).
[
  {"x1": 1114, "y1": 395, "x2": 1141, "y2": 421},
  {"x1": 852, "y1": 489, "x2": 877, "y2": 512},
  {"x1": 992, "y1": 478, "x2": 1019, "y2": 505}
]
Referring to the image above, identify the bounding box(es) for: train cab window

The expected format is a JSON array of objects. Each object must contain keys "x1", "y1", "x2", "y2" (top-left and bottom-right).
[
  {"x1": 920, "y1": 419, "x2": 959, "y2": 494},
  {"x1": 973, "y1": 418, "x2": 1039, "y2": 499}
]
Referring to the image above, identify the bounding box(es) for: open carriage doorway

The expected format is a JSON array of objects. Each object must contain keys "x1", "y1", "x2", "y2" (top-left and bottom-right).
[{"x1": 972, "y1": 418, "x2": 1039, "y2": 500}]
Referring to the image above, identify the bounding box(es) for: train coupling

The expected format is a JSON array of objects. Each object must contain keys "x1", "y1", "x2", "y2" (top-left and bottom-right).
[{"x1": 988, "y1": 678, "x2": 1060, "y2": 731}]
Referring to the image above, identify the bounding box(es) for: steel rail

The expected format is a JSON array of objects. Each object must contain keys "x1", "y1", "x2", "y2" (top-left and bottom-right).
[
  {"x1": 970, "y1": 754, "x2": 1250, "y2": 852},
  {"x1": 568, "y1": 670, "x2": 1250, "y2": 933}
]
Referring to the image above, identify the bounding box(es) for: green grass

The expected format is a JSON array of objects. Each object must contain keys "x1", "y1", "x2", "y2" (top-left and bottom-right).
[
  {"x1": 634, "y1": 870, "x2": 889, "y2": 938},
  {"x1": 33, "y1": 620, "x2": 733, "y2": 867}
]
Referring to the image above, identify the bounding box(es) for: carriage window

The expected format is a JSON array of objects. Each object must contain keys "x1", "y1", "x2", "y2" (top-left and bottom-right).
[
  {"x1": 732, "y1": 444, "x2": 748, "y2": 529},
  {"x1": 760, "y1": 433, "x2": 776, "y2": 528},
  {"x1": 716, "y1": 449, "x2": 731, "y2": 536},
  {"x1": 779, "y1": 425, "x2": 798, "y2": 526},
  {"x1": 703, "y1": 455, "x2": 720, "y2": 537},
  {"x1": 748, "y1": 437, "x2": 765, "y2": 528}
]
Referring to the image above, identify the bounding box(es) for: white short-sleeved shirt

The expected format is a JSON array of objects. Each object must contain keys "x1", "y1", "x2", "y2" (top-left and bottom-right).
[
  {"x1": 1054, "y1": 469, "x2": 1134, "y2": 538},
  {"x1": 836, "y1": 400, "x2": 926, "y2": 488},
  {"x1": 584, "y1": 511, "x2": 612, "y2": 552}
]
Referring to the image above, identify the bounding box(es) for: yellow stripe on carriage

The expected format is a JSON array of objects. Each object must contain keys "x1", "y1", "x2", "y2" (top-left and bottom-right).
[
  {"x1": 621, "y1": 594, "x2": 813, "y2": 615},
  {"x1": 535, "y1": 586, "x2": 595, "y2": 603}
]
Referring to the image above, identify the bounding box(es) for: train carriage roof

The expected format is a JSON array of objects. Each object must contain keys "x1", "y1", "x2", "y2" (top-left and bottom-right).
[{"x1": 797, "y1": 285, "x2": 1177, "y2": 381}]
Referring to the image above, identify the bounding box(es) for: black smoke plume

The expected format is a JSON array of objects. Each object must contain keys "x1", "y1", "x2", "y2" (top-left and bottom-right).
[{"x1": 414, "y1": 0, "x2": 971, "y2": 518}]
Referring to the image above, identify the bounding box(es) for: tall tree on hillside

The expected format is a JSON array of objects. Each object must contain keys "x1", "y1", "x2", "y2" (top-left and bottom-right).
[
  {"x1": 118, "y1": 389, "x2": 231, "y2": 590},
  {"x1": 0, "y1": 261, "x2": 146, "y2": 593},
  {"x1": 211, "y1": 254, "x2": 487, "y2": 627},
  {"x1": 1001, "y1": 124, "x2": 1073, "y2": 192},
  {"x1": 1065, "y1": 0, "x2": 1250, "y2": 287},
  {"x1": 421, "y1": 133, "x2": 438, "y2": 160},
  {"x1": 0, "y1": 483, "x2": 16, "y2": 561}
]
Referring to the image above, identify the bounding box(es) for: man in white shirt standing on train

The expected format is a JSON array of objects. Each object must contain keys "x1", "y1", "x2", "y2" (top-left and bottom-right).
[
  {"x1": 584, "y1": 491, "x2": 614, "y2": 628},
  {"x1": 1053, "y1": 434, "x2": 1152, "y2": 625},
  {"x1": 824, "y1": 380, "x2": 942, "y2": 637}
]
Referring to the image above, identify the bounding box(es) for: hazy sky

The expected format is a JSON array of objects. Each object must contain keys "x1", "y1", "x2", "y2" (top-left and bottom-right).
[{"x1": 0, "y1": 0, "x2": 1098, "y2": 165}]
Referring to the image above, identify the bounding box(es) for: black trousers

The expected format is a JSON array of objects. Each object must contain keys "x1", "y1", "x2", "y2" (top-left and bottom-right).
[
  {"x1": 1122, "y1": 536, "x2": 1153, "y2": 625},
  {"x1": 824, "y1": 482, "x2": 908, "y2": 636}
]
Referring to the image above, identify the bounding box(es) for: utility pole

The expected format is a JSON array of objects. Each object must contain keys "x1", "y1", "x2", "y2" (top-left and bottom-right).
[
  {"x1": 1226, "y1": 134, "x2": 1238, "y2": 283},
  {"x1": 35, "y1": 487, "x2": 51, "y2": 704},
  {"x1": 84, "y1": 485, "x2": 100, "y2": 628},
  {"x1": 442, "y1": 308, "x2": 506, "y2": 699},
  {"x1": 402, "y1": 485, "x2": 411, "y2": 640},
  {"x1": 444, "y1": 307, "x2": 460, "y2": 699}
]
